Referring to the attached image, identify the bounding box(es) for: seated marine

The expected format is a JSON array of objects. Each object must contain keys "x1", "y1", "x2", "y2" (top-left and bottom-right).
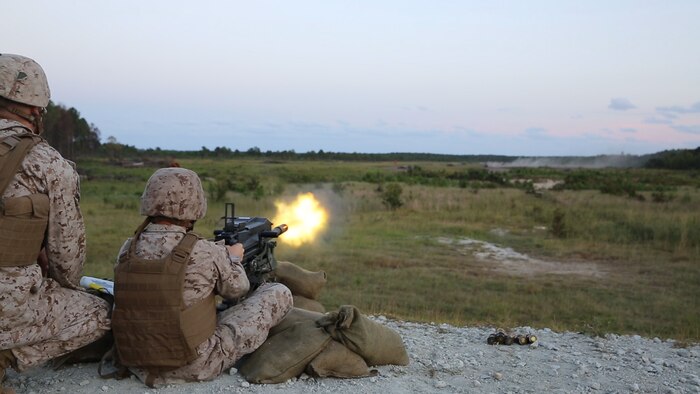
[{"x1": 111, "y1": 167, "x2": 293, "y2": 387}]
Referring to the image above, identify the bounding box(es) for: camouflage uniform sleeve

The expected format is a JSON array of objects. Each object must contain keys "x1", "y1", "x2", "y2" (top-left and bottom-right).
[
  {"x1": 212, "y1": 244, "x2": 250, "y2": 300},
  {"x1": 115, "y1": 239, "x2": 131, "y2": 267},
  {"x1": 45, "y1": 157, "x2": 86, "y2": 289}
]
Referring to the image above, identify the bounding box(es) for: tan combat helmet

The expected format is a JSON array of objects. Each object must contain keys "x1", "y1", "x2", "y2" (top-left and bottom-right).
[
  {"x1": 140, "y1": 168, "x2": 207, "y2": 221},
  {"x1": 0, "y1": 54, "x2": 50, "y2": 107}
]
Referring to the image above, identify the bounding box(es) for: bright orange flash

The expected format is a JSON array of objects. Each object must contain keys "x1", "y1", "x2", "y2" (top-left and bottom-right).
[{"x1": 272, "y1": 192, "x2": 328, "y2": 247}]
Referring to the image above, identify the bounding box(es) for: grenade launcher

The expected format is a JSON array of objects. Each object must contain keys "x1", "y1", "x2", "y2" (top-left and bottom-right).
[{"x1": 213, "y1": 202, "x2": 288, "y2": 288}]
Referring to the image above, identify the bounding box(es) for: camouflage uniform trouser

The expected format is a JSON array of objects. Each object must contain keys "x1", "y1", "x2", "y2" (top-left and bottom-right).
[
  {"x1": 132, "y1": 282, "x2": 293, "y2": 385},
  {"x1": 2, "y1": 279, "x2": 111, "y2": 371}
]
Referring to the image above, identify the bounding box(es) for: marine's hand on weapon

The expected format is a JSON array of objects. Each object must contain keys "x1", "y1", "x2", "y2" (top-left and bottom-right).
[
  {"x1": 226, "y1": 243, "x2": 244, "y2": 264},
  {"x1": 213, "y1": 203, "x2": 288, "y2": 284}
]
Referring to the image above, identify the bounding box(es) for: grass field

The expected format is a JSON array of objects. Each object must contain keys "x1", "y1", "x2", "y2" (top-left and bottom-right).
[{"x1": 77, "y1": 158, "x2": 700, "y2": 342}]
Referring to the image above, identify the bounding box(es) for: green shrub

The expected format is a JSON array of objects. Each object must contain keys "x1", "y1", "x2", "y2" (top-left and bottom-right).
[
  {"x1": 652, "y1": 190, "x2": 674, "y2": 203},
  {"x1": 551, "y1": 208, "x2": 567, "y2": 238},
  {"x1": 207, "y1": 177, "x2": 235, "y2": 202},
  {"x1": 381, "y1": 183, "x2": 404, "y2": 210},
  {"x1": 332, "y1": 182, "x2": 346, "y2": 194}
]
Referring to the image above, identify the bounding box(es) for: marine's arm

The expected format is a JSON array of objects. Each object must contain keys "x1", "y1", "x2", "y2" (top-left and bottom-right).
[
  {"x1": 213, "y1": 243, "x2": 250, "y2": 300},
  {"x1": 41, "y1": 149, "x2": 86, "y2": 288}
]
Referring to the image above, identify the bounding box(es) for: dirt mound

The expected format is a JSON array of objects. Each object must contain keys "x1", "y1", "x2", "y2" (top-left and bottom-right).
[{"x1": 436, "y1": 236, "x2": 603, "y2": 277}]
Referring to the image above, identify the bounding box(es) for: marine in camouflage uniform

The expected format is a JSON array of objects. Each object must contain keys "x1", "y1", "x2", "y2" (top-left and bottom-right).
[
  {"x1": 113, "y1": 168, "x2": 292, "y2": 386},
  {"x1": 0, "y1": 54, "x2": 111, "y2": 388}
]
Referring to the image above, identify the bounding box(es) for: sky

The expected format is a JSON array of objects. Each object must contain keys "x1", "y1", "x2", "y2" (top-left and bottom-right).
[{"x1": 3, "y1": 1, "x2": 700, "y2": 156}]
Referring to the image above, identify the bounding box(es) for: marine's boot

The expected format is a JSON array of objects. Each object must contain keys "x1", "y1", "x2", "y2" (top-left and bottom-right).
[
  {"x1": 51, "y1": 331, "x2": 114, "y2": 369},
  {"x1": 0, "y1": 349, "x2": 18, "y2": 394}
]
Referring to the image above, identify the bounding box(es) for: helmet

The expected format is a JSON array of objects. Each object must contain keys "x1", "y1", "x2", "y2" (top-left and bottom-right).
[
  {"x1": 0, "y1": 54, "x2": 50, "y2": 107},
  {"x1": 140, "y1": 168, "x2": 207, "y2": 221}
]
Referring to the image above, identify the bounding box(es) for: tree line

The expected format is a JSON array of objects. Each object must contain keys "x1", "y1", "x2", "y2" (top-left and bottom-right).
[
  {"x1": 40, "y1": 101, "x2": 699, "y2": 167},
  {"x1": 644, "y1": 147, "x2": 700, "y2": 170}
]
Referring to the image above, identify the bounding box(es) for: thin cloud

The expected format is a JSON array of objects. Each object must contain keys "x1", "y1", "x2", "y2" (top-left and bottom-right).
[
  {"x1": 401, "y1": 105, "x2": 430, "y2": 112},
  {"x1": 660, "y1": 112, "x2": 678, "y2": 119},
  {"x1": 287, "y1": 120, "x2": 326, "y2": 130},
  {"x1": 644, "y1": 116, "x2": 672, "y2": 125},
  {"x1": 452, "y1": 126, "x2": 483, "y2": 137},
  {"x1": 608, "y1": 98, "x2": 636, "y2": 111},
  {"x1": 210, "y1": 120, "x2": 235, "y2": 127},
  {"x1": 524, "y1": 127, "x2": 546, "y2": 136},
  {"x1": 671, "y1": 125, "x2": 700, "y2": 134},
  {"x1": 375, "y1": 119, "x2": 388, "y2": 128},
  {"x1": 620, "y1": 128, "x2": 637, "y2": 133},
  {"x1": 657, "y1": 101, "x2": 700, "y2": 114}
]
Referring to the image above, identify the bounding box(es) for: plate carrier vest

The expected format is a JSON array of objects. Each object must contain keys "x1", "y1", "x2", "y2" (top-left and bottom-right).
[
  {"x1": 112, "y1": 222, "x2": 217, "y2": 369},
  {"x1": 0, "y1": 129, "x2": 49, "y2": 267}
]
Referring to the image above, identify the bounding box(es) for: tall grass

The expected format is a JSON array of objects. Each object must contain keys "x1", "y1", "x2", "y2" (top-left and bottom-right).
[{"x1": 78, "y1": 159, "x2": 700, "y2": 341}]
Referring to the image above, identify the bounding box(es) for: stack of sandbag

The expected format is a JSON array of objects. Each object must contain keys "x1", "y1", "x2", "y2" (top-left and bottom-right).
[
  {"x1": 274, "y1": 261, "x2": 327, "y2": 312},
  {"x1": 239, "y1": 305, "x2": 409, "y2": 384},
  {"x1": 238, "y1": 311, "x2": 331, "y2": 383},
  {"x1": 316, "y1": 305, "x2": 410, "y2": 367}
]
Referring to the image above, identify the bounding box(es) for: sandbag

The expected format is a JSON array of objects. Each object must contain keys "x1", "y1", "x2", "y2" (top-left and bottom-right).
[
  {"x1": 275, "y1": 261, "x2": 327, "y2": 300},
  {"x1": 269, "y1": 307, "x2": 325, "y2": 337},
  {"x1": 239, "y1": 320, "x2": 331, "y2": 384},
  {"x1": 293, "y1": 295, "x2": 326, "y2": 313},
  {"x1": 316, "y1": 305, "x2": 409, "y2": 367},
  {"x1": 305, "y1": 340, "x2": 375, "y2": 379}
]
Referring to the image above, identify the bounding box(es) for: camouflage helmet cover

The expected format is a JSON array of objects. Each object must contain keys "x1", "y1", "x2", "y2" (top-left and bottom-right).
[
  {"x1": 0, "y1": 54, "x2": 50, "y2": 107},
  {"x1": 140, "y1": 168, "x2": 207, "y2": 221}
]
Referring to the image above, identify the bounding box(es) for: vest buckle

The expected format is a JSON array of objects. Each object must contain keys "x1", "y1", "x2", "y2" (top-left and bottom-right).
[{"x1": 172, "y1": 249, "x2": 189, "y2": 263}]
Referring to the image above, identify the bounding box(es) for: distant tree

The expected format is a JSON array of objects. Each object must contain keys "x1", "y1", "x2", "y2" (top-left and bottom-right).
[
  {"x1": 103, "y1": 136, "x2": 123, "y2": 159},
  {"x1": 42, "y1": 101, "x2": 102, "y2": 160},
  {"x1": 213, "y1": 146, "x2": 232, "y2": 157}
]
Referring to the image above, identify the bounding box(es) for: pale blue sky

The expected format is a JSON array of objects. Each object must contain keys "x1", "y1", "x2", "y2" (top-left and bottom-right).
[{"x1": 4, "y1": 1, "x2": 700, "y2": 156}]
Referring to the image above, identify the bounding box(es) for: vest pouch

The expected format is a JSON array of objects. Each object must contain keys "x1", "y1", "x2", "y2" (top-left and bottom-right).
[
  {"x1": 112, "y1": 306, "x2": 193, "y2": 369},
  {"x1": 180, "y1": 293, "x2": 217, "y2": 351},
  {"x1": 0, "y1": 194, "x2": 49, "y2": 266}
]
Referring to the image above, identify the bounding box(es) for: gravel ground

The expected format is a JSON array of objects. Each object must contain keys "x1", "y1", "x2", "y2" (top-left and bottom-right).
[{"x1": 6, "y1": 316, "x2": 699, "y2": 394}]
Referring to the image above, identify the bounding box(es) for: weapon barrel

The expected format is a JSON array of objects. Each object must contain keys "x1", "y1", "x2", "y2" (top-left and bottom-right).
[{"x1": 262, "y1": 224, "x2": 288, "y2": 238}]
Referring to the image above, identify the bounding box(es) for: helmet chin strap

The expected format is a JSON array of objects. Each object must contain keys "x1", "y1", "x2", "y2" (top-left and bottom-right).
[
  {"x1": 150, "y1": 216, "x2": 196, "y2": 232},
  {"x1": 33, "y1": 112, "x2": 45, "y2": 134},
  {"x1": 5, "y1": 105, "x2": 44, "y2": 134}
]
